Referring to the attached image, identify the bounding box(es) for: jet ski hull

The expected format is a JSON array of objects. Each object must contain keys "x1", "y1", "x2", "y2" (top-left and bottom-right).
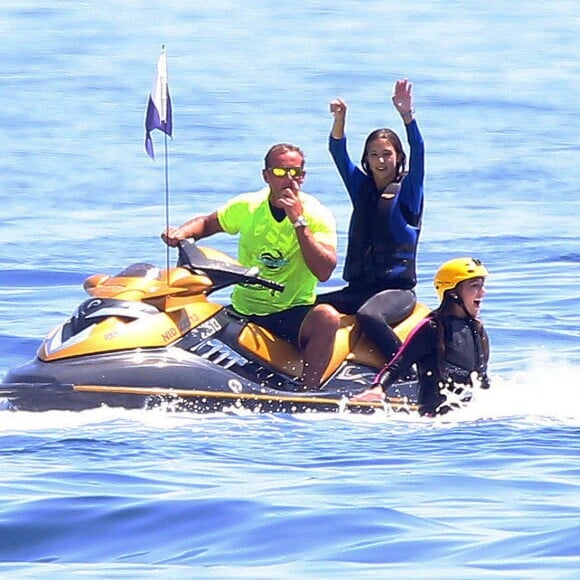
[
  {"x1": 1, "y1": 241, "x2": 424, "y2": 415},
  {"x1": 1, "y1": 348, "x2": 418, "y2": 414}
]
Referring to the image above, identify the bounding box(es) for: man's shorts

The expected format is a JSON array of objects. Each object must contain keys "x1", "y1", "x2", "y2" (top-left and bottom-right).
[{"x1": 237, "y1": 305, "x2": 312, "y2": 348}]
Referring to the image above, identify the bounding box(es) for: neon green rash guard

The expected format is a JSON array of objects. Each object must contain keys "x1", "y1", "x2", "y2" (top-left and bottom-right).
[{"x1": 216, "y1": 187, "x2": 337, "y2": 315}]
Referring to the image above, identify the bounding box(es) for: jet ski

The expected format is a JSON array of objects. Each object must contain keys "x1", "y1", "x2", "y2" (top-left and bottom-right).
[{"x1": 1, "y1": 240, "x2": 430, "y2": 414}]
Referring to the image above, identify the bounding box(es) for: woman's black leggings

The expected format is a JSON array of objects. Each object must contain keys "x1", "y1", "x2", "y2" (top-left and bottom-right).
[{"x1": 318, "y1": 286, "x2": 417, "y2": 360}]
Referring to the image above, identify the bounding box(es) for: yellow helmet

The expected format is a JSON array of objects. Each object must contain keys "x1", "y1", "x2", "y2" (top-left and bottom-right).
[{"x1": 434, "y1": 257, "x2": 489, "y2": 301}]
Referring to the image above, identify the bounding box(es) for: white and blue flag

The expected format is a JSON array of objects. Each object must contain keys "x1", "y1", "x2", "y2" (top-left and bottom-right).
[{"x1": 145, "y1": 47, "x2": 172, "y2": 159}]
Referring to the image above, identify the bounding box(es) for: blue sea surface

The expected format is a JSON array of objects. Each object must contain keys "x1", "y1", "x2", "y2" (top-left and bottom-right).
[{"x1": 1, "y1": 1, "x2": 579, "y2": 577}]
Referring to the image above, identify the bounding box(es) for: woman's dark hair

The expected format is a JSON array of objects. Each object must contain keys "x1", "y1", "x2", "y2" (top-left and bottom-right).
[{"x1": 361, "y1": 128, "x2": 406, "y2": 182}]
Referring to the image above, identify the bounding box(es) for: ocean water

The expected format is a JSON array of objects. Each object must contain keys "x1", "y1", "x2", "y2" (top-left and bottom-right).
[{"x1": 1, "y1": 0, "x2": 579, "y2": 577}]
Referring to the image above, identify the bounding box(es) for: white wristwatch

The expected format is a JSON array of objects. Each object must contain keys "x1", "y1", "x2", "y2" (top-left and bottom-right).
[{"x1": 293, "y1": 215, "x2": 308, "y2": 229}]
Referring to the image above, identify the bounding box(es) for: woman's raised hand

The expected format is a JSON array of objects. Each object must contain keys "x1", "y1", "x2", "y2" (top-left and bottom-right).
[{"x1": 392, "y1": 79, "x2": 414, "y2": 116}]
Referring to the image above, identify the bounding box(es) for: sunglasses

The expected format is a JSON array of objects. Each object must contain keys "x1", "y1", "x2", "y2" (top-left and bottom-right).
[{"x1": 268, "y1": 166, "x2": 303, "y2": 178}]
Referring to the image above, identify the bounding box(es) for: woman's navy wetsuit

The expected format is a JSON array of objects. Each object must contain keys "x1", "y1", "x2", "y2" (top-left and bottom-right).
[{"x1": 375, "y1": 313, "x2": 490, "y2": 416}]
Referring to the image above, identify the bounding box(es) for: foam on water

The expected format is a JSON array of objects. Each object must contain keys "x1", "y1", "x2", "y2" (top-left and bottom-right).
[{"x1": 1, "y1": 348, "x2": 578, "y2": 435}]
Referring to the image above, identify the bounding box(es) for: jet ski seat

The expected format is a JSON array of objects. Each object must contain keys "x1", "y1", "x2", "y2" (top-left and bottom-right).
[{"x1": 237, "y1": 314, "x2": 386, "y2": 384}]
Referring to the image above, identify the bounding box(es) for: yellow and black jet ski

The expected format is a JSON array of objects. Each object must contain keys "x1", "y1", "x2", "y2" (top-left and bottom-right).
[{"x1": 1, "y1": 240, "x2": 429, "y2": 414}]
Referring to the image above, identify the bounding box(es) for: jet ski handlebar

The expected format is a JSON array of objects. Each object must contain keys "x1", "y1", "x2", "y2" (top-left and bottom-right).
[{"x1": 177, "y1": 239, "x2": 284, "y2": 293}]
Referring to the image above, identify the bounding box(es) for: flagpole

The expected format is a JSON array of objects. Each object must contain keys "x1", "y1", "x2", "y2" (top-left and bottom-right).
[
  {"x1": 144, "y1": 46, "x2": 173, "y2": 283},
  {"x1": 164, "y1": 131, "x2": 170, "y2": 278}
]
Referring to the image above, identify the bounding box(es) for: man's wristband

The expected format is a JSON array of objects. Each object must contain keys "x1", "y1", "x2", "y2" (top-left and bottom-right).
[{"x1": 401, "y1": 110, "x2": 414, "y2": 123}]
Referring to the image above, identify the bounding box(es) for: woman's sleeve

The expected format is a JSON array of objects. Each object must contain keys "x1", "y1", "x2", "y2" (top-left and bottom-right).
[
  {"x1": 329, "y1": 135, "x2": 364, "y2": 204},
  {"x1": 401, "y1": 120, "x2": 425, "y2": 216},
  {"x1": 375, "y1": 318, "x2": 435, "y2": 389}
]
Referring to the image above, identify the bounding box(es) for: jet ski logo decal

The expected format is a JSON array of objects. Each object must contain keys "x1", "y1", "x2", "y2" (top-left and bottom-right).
[
  {"x1": 334, "y1": 366, "x2": 376, "y2": 385},
  {"x1": 228, "y1": 379, "x2": 243, "y2": 394}
]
